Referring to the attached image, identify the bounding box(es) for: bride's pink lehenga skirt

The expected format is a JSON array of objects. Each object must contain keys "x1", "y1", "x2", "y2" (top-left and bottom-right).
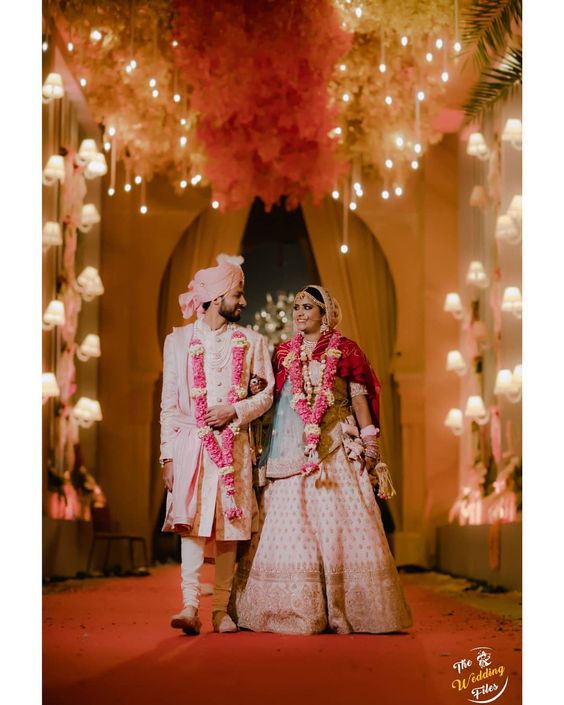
[{"x1": 229, "y1": 447, "x2": 413, "y2": 634}]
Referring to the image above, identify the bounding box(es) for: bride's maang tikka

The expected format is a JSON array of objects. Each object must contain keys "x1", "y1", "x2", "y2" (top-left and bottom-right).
[{"x1": 294, "y1": 288, "x2": 326, "y2": 310}]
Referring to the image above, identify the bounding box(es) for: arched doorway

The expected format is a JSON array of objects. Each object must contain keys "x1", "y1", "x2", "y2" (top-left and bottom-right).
[{"x1": 152, "y1": 199, "x2": 402, "y2": 559}]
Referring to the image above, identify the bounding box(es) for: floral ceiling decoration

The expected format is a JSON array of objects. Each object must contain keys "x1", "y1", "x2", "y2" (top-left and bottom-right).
[
  {"x1": 56, "y1": 0, "x2": 203, "y2": 192},
  {"x1": 50, "y1": 0, "x2": 464, "y2": 210},
  {"x1": 172, "y1": 0, "x2": 351, "y2": 210},
  {"x1": 331, "y1": 0, "x2": 458, "y2": 193}
]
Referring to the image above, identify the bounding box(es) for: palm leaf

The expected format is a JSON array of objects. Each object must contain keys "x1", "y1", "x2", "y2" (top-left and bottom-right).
[
  {"x1": 463, "y1": 48, "x2": 522, "y2": 123},
  {"x1": 462, "y1": 0, "x2": 522, "y2": 69}
]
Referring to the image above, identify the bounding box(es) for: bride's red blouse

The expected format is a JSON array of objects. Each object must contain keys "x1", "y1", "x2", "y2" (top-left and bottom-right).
[{"x1": 272, "y1": 331, "x2": 382, "y2": 428}]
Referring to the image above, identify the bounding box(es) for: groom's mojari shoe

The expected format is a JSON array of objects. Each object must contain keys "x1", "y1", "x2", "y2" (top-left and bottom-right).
[
  {"x1": 170, "y1": 606, "x2": 202, "y2": 635},
  {"x1": 212, "y1": 611, "x2": 238, "y2": 633}
]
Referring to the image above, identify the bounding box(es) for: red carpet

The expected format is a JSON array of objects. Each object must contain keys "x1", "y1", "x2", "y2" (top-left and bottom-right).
[{"x1": 43, "y1": 564, "x2": 521, "y2": 705}]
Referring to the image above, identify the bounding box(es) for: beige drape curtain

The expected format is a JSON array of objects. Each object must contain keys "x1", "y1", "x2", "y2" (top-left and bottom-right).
[
  {"x1": 302, "y1": 198, "x2": 403, "y2": 521},
  {"x1": 151, "y1": 206, "x2": 250, "y2": 531},
  {"x1": 158, "y1": 206, "x2": 250, "y2": 345}
]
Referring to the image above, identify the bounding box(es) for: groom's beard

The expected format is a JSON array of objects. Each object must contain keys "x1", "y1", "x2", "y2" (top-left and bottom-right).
[{"x1": 219, "y1": 300, "x2": 244, "y2": 322}]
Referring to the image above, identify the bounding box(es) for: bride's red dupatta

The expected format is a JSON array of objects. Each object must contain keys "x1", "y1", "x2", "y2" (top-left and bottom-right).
[{"x1": 273, "y1": 331, "x2": 381, "y2": 428}]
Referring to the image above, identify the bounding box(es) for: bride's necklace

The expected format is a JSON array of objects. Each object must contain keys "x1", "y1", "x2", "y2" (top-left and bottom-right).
[
  {"x1": 301, "y1": 336, "x2": 324, "y2": 407},
  {"x1": 302, "y1": 338, "x2": 317, "y2": 358}
]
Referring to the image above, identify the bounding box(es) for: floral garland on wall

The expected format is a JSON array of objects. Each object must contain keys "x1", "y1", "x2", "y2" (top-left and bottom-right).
[
  {"x1": 51, "y1": 0, "x2": 462, "y2": 208},
  {"x1": 45, "y1": 148, "x2": 107, "y2": 521}
]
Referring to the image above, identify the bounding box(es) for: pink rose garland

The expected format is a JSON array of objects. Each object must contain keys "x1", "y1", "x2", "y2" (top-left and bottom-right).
[
  {"x1": 190, "y1": 330, "x2": 248, "y2": 521},
  {"x1": 288, "y1": 332, "x2": 342, "y2": 475}
]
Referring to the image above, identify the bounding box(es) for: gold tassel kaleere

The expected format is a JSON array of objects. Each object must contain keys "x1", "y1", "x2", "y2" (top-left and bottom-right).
[{"x1": 374, "y1": 462, "x2": 396, "y2": 500}]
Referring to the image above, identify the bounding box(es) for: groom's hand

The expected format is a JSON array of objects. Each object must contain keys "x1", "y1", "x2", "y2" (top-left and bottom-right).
[{"x1": 205, "y1": 404, "x2": 237, "y2": 429}]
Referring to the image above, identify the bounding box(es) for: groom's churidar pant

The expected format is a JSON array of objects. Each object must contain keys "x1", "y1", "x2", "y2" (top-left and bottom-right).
[{"x1": 181, "y1": 536, "x2": 237, "y2": 612}]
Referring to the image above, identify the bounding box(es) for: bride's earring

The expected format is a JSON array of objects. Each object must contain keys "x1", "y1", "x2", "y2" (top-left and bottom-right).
[{"x1": 320, "y1": 317, "x2": 329, "y2": 333}]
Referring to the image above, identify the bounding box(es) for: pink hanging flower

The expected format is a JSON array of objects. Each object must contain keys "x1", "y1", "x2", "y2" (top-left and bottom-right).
[{"x1": 172, "y1": 0, "x2": 351, "y2": 210}]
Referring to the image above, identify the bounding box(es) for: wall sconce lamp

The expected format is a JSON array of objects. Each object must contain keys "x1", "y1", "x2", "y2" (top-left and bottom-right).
[
  {"x1": 79, "y1": 204, "x2": 101, "y2": 232},
  {"x1": 501, "y1": 119, "x2": 522, "y2": 150},
  {"x1": 464, "y1": 395, "x2": 490, "y2": 425},
  {"x1": 466, "y1": 261, "x2": 489, "y2": 288},
  {"x1": 76, "y1": 266, "x2": 104, "y2": 301},
  {"x1": 507, "y1": 195, "x2": 522, "y2": 225},
  {"x1": 495, "y1": 214, "x2": 521, "y2": 245},
  {"x1": 84, "y1": 153, "x2": 108, "y2": 180},
  {"x1": 42, "y1": 222, "x2": 63, "y2": 249},
  {"x1": 444, "y1": 408, "x2": 463, "y2": 436},
  {"x1": 466, "y1": 132, "x2": 489, "y2": 160},
  {"x1": 42, "y1": 73, "x2": 64, "y2": 103},
  {"x1": 501, "y1": 287, "x2": 522, "y2": 318},
  {"x1": 494, "y1": 367, "x2": 522, "y2": 403},
  {"x1": 76, "y1": 139, "x2": 99, "y2": 167},
  {"x1": 71, "y1": 397, "x2": 103, "y2": 428},
  {"x1": 43, "y1": 155, "x2": 65, "y2": 186},
  {"x1": 76, "y1": 334, "x2": 101, "y2": 362},
  {"x1": 42, "y1": 300, "x2": 65, "y2": 330},
  {"x1": 446, "y1": 350, "x2": 467, "y2": 376},
  {"x1": 443, "y1": 292, "x2": 464, "y2": 320},
  {"x1": 42, "y1": 373, "x2": 60, "y2": 403}
]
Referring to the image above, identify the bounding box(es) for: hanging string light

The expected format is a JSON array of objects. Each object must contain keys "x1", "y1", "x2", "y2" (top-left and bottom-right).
[
  {"x1": 139, "y1": 180, "x2": 148, "y2": 214},
  {"x1": 453, "y1": 0, "x2": 461, "y2": 53},
  {"x1": 379, "y1": 26, "x2": 386, "y2": 72}
]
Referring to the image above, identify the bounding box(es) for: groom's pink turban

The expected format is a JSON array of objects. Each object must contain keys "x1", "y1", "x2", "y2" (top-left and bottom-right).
[{"x1": 179, "y1": 254, "x2": 245, "y2": 320}]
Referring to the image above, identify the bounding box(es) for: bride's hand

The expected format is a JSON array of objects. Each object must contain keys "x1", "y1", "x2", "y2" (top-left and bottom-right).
[{"x1": 249, "y1": 375, "x2": 267, "y2": 395}]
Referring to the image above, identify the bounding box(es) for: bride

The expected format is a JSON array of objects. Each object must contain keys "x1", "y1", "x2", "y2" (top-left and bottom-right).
[{"x1": 229, "y1": 285, "x2": 412, "y2": 634}]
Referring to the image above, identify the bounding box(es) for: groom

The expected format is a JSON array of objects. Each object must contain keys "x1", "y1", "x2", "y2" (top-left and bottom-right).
[{"x1": 160, "y1": 254, "x2": 274, "y2": 634}]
